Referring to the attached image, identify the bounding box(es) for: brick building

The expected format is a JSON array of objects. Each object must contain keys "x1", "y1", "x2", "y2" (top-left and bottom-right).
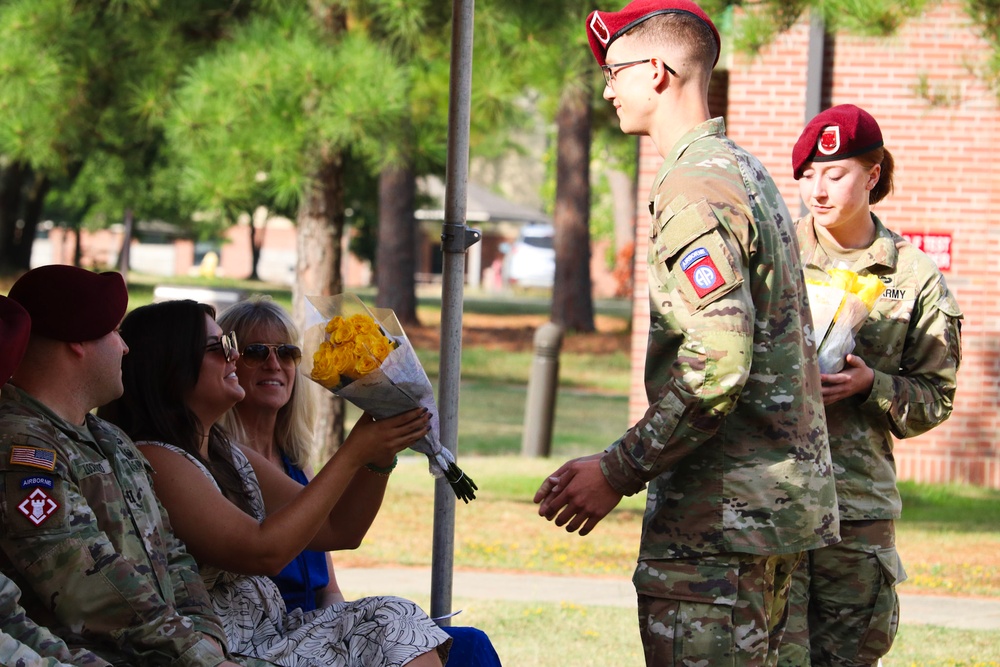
[{"x1": 628, "y1": 2, "x2": 1000, "y2": 488}]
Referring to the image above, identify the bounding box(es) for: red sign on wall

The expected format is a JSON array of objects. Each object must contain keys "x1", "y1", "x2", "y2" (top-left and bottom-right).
[{"x1": 901, "y1": 232, "x2": 952, "y2": 271}]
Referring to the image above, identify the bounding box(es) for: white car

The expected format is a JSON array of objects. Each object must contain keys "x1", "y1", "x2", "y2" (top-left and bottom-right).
[{"x1": 506, "y1": 224, "x2": 555, "y2": 289}]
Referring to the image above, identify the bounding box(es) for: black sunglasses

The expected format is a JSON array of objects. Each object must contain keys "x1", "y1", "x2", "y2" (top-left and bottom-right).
[
  {"x1": 205, "y1": 331, "x2": 239, "y2": 363},
  {"x1": 240, "y1": 343, "x2": 303, "y2": 367}
]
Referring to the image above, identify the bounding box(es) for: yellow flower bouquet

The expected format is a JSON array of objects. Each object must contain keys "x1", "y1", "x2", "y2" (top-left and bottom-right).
[
  {"x1": 302, "y1": 293, "x2": 477, "y2": 502},
  {"x1": 804, "y1": 267, "x2": 885, "y2": 374}
]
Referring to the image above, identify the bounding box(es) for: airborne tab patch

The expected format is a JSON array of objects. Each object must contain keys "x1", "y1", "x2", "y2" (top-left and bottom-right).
[
  {"x1": 10, "y1": 446, "x2": 57, "y2": 472},
  {"x1": 680, "y1": 247, "x2": 727, "y2": 298}
]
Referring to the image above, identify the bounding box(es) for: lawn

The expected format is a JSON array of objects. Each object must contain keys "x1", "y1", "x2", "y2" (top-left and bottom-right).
[{"x1": 338, "y1": 458, "x2": 1000, "y2": 666}]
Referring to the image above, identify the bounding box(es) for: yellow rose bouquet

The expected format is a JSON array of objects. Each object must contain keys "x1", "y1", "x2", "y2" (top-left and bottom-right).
[
  {"x1": 302, "y1": 293, "x2": 477, "y2": 502},
  {"x1": 804, "y1": 267, "x2": 886, "y2": 374}
]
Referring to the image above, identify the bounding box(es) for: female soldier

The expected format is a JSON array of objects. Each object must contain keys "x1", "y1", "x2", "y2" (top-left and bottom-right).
[{"x1": 782, "y1": 104, "x2": 963, "y2": 667}]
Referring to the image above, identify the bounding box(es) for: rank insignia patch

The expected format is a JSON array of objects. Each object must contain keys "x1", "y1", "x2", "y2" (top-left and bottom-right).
[
  {"x1": 18, "y1": 487, "x2": 59, "y2": 526},
  {"x1": 680, "y1": 247, "x2": 727, "y2": 298},
  {"x1": 10, "y1": 446, "x2": 57, "y2": 471}
]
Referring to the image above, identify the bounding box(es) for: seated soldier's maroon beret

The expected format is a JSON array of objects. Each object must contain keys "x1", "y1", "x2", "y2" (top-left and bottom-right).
[
  {"x1": 793, "y1": 104, "x2": 884, "y2": 179},
  {"x1": 8, "y1": 265, "x2": 128, "y2": 342},
  {"x1": 586, "y1": 0, "x2": 720, "y2": 67},
  {"x1": 0, "y1": 295, "x2": 30, "y2": 383}
]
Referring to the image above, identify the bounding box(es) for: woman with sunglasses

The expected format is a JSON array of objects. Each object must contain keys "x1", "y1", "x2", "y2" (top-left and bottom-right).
[
  {"x1": 217, "y1": 297, "x2": 503, "y2": 667},
  {"x1": 217, "y1": 295, "x2": 348, "y2": 612},
  {"x1": 101, "y1": 299, "x2": 450, "y2": 667}
]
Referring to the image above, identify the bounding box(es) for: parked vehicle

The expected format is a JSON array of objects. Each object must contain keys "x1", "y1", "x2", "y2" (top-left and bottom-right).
[{"x1": 506, "y1": 224, "x2": 555, "y2": 289}]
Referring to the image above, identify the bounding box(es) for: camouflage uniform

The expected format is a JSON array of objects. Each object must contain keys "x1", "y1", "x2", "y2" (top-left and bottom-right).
[
  {"x1": 599, "y1": 118, "x2": 840, "y2": 666},
  {"x1": 0, "y1": 385, "x2": 261, "y2": 667},
  {"x1": 779, "y1": 214, "x2": 963, "y2": 667},
  {"x1": 1, "y1": 572, "x2": 110, "y2": 667}
]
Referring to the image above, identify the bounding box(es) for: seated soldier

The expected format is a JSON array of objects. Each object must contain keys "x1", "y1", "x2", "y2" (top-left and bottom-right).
[
  {"x1": 0, "y1": 295, "x2": 108, "y2": 667},
  {"x1": 0, "y1": 267, "x2": 257, "y2": 667}
]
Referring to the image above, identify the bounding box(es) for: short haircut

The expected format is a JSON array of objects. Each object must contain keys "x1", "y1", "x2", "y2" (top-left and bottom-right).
[{"x1": 626, "y1": 11, "x2": 719, "y2": 75}]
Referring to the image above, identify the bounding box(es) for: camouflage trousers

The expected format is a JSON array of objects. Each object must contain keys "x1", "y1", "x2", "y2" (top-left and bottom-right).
[
  {"x1": 777, "y1": 520, "x2": 905, "y2": 667},
  {"x1": 635, "y1": 552, "x2": 802, "y2": 667}
]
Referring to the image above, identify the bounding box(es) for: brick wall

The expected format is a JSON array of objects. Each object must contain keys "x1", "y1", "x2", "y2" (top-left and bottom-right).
[{"x1": 630, "y1": 1, "x2": 1000, "y2": 488}]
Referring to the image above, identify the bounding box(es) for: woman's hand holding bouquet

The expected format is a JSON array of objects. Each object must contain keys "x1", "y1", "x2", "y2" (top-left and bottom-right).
[
  {"x1": 804, "y1": 267, "x2": 885, "y2": 374},
  {"x1": 302, "y1": 293, "x2": 477, "y2": 502}
]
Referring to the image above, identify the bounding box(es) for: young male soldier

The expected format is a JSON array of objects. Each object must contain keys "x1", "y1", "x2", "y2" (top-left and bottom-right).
[
  {"x1": 1, "y1": 294, "x2": 108, "y2": 667},
  {"x1": 0, "y1": 266, "x2": 259, "y2": 667},
  {"x1": 534, "y1": 1, "x2": 840, "y2": 664}
]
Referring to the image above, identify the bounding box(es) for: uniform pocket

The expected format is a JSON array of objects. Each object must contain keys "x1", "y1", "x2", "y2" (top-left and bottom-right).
[{"x1": 856, "y1": 547, "x2": 905, "y2": 663}]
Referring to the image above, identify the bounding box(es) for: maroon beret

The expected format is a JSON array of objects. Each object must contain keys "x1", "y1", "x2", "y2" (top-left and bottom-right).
[
  {"x1": 8, "y1": 265, "x2": 128, "y2": 342},
  {"x1": 792, "y1": 104, "x2": 884, "y2": 179},
  {"x1": 587, "y1": 0, "x2": 720, "y2": 67},
  {"x1": 0, "y1": 295, "x2": 30, "y2": 383}
]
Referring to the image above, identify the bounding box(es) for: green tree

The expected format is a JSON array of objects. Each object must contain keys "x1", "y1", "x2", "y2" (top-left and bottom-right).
[
  {"x1": 347, "y1": 0, "x2": 534, "y2": 326},
  {"x1": 165, "y1": 2, "x2": 410, "y2": 452},
  {"x1": 698, "y1": 0, "x2": 930, "y2": 53},
  {"x1": 0, "y1": 0, "x2": 254, "y2": 275}
]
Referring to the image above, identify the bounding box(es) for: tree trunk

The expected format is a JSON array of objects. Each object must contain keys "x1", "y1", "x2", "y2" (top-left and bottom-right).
[
  {"x1": 18, "y1": 172, "x2": 49, "y2": 270},
  {"x1": 295, "y1": 155, "x2": 346, "y2": 462},
  {"x1": 0, "y1": 163, "x2": 27, "y2": 275},
  {"x1": 375, "y1": 164, "x2": 420, "y2": 327},
  {"x1": 118, "y1": 208, "x2": 134, "y2": 275},
  {"x1": 551, "y1": 78, "x2": 596, "y2": 332},
  {"x1": 72, "y1": 222, "x2": 83, "y2": 267},
  {"x1": 248, "y1": 218, "x2": 263, "y2": 281}
]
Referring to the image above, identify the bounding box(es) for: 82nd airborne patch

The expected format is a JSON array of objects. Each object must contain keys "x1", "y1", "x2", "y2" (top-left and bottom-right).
[{"x1": 680, "y1": 247, "x2": 727, "y2": 298}]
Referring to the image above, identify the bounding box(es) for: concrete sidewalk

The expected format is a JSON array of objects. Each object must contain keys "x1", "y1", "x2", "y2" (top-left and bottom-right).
[{"x1": 338, "y1": 567, "x2": 1000, "y2": 631}]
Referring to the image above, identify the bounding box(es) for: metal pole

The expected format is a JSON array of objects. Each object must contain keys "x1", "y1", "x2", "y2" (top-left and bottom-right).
[
  {"x1": 431, "y1": 0, "x2": 477, "y2": 623},
  {"x1": 802, "y1": 8, "x2": 826, "y2": 217}
]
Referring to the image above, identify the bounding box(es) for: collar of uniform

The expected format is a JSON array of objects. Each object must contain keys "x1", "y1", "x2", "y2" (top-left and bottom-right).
[
  {"x1": 2, "y1": 383, "x2": 99, "y2": 446},
  {"x1": 800, "y1": 212, "x2": 897, "y2": 273},
  {"x1": 650, "y1": 117, "x2": 726, "y2": 197},
  {"x1": 664, "y1": 117, "x2": 725, "y2": 168},
  {"x1": 865, "y1": 213, "x2": 899, "y2": 272}
]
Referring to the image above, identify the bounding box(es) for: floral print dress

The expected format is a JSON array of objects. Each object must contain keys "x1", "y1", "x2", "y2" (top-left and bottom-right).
[{"x1": 140, "y1": 441, "x2": 451, "y2": 667}]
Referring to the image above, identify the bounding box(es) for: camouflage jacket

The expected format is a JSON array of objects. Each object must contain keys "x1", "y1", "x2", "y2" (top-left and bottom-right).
[
  {"x1": 0, "y1": 385, "x2": 232, "y2": 666},
  {"x1": 1, "y1": 572, "x2": 110, "y2": 667},
  {"x1": 600, "y1": 118, "x2": 839, "y2": 571},
  {"x1": 797, "y1": 214, "x2": 963, "y2": 520}
]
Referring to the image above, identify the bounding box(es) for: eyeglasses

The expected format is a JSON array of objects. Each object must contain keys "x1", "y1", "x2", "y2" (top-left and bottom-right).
[
  {"x1": 205, "y1": 331, "x2": 238, "y2": 363},
  {"x1": 240, "y1": 343, "x2": 303, "y2": 368},
  {"x1": 601, "y1": 58, "x2": 676, "y2": 87}
]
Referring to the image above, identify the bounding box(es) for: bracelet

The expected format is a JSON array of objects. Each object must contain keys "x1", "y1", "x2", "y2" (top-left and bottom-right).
[{"x1": 365, "y1": 455, "x2": 398, "y2": 477}]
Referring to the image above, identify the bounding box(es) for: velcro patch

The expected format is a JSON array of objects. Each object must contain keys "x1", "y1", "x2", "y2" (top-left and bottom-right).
[
  {"x1": 17, "y1": 487, "x2": 60, "y2": 526},
  {"x1": 5, "y1": 472, "x2": 68, "y2": 536},
  {"x1": 9, "y1": 445, "x2": 57, "y2": 471},
  {"x1": 680, "y1": 247, "x2": 727, "y2": 298}
]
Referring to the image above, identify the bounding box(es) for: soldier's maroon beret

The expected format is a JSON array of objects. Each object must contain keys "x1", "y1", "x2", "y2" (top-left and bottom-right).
[
  {"x1": 586, "y1": 0, "x2": 720, "y2": 67},
  {"x1": 793, "y1": 104, "x2": 884, "y2": 179},
  {"x1": 8, "y1": 265, "x2": 128, "y2": 342},
  {"x1": 0, "y1": 295, "x2": 30, "y2": 383}
]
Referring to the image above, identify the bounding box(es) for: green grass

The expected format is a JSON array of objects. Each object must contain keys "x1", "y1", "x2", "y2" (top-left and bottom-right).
[
  {"x1": 893, "y1": 481, "x2": 1000, "y2": 597},
  {"x1": 336, "y1": 458, "x2": 1000, "y2": 666}
]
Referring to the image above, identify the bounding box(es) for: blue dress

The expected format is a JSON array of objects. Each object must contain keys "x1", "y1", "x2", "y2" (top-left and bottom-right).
[
  {"x1": 270, "y1": 454, "x2": 331, "y2": 613},
  {"x1": 273, "y1": 457, "x2": 502, "y2": 666}
]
